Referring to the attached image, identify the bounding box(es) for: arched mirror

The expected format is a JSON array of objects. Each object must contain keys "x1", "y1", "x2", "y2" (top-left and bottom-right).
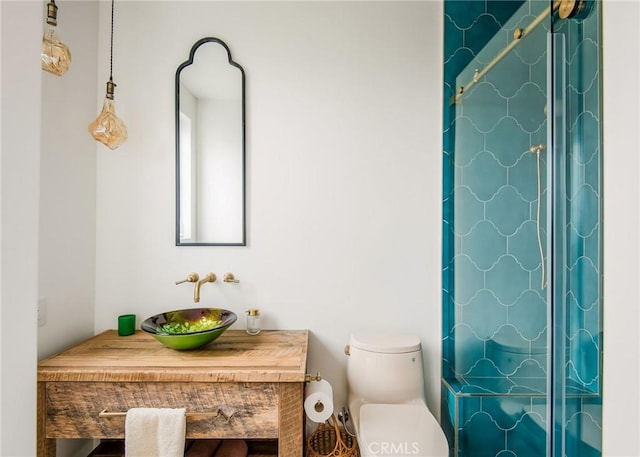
[{"x1": 175, "y1": 37, "x2": 246, "y2": 246}]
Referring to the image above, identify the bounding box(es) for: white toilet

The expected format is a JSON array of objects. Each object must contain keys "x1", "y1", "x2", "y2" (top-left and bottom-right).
[{"x1": 346, "y1": 332, "x2": 449, "y2": 457}]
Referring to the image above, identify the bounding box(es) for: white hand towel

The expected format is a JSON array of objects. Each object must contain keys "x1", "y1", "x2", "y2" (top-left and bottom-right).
[{"x1": 125, "y1": 407, "x2": 186, "y2": 457}]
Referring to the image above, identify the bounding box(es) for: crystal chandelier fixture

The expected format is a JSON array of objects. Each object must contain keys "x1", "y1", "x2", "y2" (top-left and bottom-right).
[
  {"x1": 41, "y1": 0, "x2": 72, "y2": 76},
  {"x1": 88, "y1": 0, "x2": 127, "y2": 149}
]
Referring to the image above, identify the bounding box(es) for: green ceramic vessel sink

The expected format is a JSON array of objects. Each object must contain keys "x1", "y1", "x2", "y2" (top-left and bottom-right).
[{"x1": 141, "y1": 307, "x2": 237, "y2": 350}]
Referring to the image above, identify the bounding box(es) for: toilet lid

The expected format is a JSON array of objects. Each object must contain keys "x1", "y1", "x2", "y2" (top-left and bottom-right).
[
  {"x1": 350, "y1": 332, "x2": 421, "y2": 353},
  {"x1": 358, "y1": 404, "x2": 449, "y2": 457}
]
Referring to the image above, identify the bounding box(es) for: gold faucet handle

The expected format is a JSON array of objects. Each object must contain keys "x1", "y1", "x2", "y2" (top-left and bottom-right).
[
  {"x1": 175, "y1": 272, "x2": 199, "y2": 285},
  {"x1": 199, "y1": 272, "x2": 217, "y2": 284},
  {"x1": 223, "y1": 273, "x2": 239, "y2": 283}
]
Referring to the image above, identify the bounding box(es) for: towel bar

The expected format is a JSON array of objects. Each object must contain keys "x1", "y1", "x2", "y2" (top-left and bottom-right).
[{"x1": 98, "y1": 408, "x2": 235, "y2": 421}]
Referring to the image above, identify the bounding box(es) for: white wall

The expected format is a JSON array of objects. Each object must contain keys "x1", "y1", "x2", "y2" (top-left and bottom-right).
[
  {"x1": 1, "y1": 2, "x2": 41, "y2": 455},
  {"x1": 1, "y1": 1, "x2": 4, "y2": 444},
  {"x1": 1, "y1": 0, "x2": 98, "y2": 455},
  {"x1": 39, "y1": 0, "x2": 98, "y2": 361},
  {"x1": 602, "y1": 1, "x2": 640, "y2": 455},
  {"x1": 38, "y1": 2, "x2": 100, "y2": 456},
  {"x1": 93, "y1": 1, "x2": 444, "y2": 415}
]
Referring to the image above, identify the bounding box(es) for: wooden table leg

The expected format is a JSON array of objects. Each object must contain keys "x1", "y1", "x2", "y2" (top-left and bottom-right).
[
  {"x1": 278, "y1": 383, "x2": 304, "y2": 457},
  {"x1": 37, "y1": 382, "x2": 55, "y2": 457}
]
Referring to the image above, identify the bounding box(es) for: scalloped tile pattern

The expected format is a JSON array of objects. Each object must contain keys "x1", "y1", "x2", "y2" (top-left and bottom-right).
[{"x1": 442, "y1": 1, "x2": 602, "y2": 456}]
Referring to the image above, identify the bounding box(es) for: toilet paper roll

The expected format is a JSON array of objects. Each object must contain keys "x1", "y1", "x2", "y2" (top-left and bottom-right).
[{"x1": 304, "y1": 379, "x2": 334, "y2": 423}]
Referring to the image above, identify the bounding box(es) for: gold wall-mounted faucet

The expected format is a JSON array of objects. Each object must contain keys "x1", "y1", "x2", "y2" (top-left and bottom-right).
[{"x1": 194, "y1": 272, "x2": 216, "y2": 303}]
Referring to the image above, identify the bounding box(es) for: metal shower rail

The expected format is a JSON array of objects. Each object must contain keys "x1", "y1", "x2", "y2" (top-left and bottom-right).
[{"x1": 452, "y1": 0, "x2": 562, "y2": 104}]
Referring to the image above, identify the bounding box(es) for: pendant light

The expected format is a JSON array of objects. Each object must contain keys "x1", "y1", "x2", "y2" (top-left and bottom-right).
[
  {"x1": 88, "y1": 0, "x2": 127, "y2": 150},
  {"x1": 41, "y1": 0, "x2": 72, "y2": 76}
]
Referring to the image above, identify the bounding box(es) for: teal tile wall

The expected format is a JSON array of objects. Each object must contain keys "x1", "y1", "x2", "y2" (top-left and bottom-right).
[{"x1": 442, "y1": 1, "x2": 603, "y2": 456}]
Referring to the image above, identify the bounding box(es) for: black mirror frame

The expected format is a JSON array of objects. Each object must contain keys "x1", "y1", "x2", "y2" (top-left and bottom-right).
[{"x1": 175, "y1": 37, "x2": 246, "y2": 246}]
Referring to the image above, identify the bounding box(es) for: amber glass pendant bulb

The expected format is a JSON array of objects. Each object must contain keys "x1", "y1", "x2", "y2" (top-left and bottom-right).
[
  {"x1": 88, "y1": 79, "x2": 128, "y2": 150},
  {"x1": 41, "y1": 0, "x2": 71, "y2": 76}
]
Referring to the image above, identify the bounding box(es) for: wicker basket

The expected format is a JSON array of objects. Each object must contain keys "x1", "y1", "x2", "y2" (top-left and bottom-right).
[{"x1": 306, "y1": 415, "x2": 359, "y2": 457}]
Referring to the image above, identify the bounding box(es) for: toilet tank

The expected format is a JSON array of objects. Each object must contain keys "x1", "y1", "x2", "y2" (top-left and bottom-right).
[{"x1": 347, "y1": 332, "x2": 426, "y2": 405}]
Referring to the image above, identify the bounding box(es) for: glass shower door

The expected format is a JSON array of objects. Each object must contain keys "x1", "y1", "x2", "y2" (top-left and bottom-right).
[
  {"x1": 441, "y1": 1, "x2": 602, "y2": 456},
  {"x1": 552, "y1": 2, "x2": 603, "y2": 455}
]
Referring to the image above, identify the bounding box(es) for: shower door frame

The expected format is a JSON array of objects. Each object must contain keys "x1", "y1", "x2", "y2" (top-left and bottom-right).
[{"x1": 547, "y1": 30, "x2": 568, "y2": 457}]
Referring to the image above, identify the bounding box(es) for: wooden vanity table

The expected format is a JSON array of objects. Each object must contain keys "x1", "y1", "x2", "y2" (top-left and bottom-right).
[{"x1": 37, "y1": 329, "x2": 309, "y2": 457}]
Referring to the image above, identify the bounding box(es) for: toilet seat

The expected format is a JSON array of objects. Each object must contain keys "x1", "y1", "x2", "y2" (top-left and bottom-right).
[{"x1": 357, "y1": 404, "x2": 449, "y2": 457}]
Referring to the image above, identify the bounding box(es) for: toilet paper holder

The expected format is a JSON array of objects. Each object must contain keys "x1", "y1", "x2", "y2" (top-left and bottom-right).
[
  {"x1": 304, "y1": 376, "x2": 334, "y2": 424},
  {"x1": 313, "y1": 400, "x2": 325, "y2": 413},
  {"x1": 305, "y1": 372, "x2": 322, "y2": 382}
]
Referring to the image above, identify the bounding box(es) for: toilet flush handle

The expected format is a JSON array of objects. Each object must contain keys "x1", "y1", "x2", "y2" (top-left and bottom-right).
[{"x1": 344, "y1": 345, "x2": 350, "y2": 356}]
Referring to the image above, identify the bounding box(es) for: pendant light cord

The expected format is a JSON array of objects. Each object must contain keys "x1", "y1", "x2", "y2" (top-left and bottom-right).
[{"x1": 109, "y1": 0, "x2": 114, "y2": 81}]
